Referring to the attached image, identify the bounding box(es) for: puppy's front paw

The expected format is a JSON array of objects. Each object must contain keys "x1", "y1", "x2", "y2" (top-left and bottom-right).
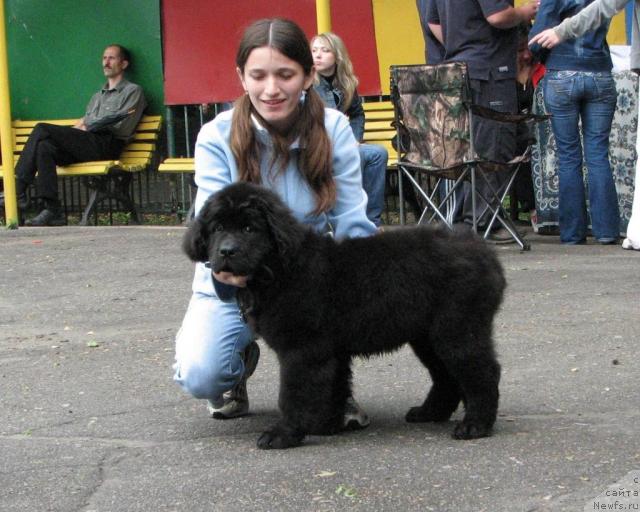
[
  {"x1": 452, "y1": 419, "x2": 492, "y2": 440},
  {"x1": 257, "y1": 424, "x2": 304, "y2": 450}
]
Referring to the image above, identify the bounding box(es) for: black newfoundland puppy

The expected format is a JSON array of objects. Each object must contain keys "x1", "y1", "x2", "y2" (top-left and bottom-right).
[{"x1": 184, "y1": 182, "x2": 506, "y2": 450}]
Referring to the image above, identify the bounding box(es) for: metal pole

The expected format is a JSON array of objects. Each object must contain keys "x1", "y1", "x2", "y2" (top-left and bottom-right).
[
  {"x1": 0, "y1": 0, "x2": 18, "y2": 228},
  {"x1": 165, "y1": 106, "x2": 175, "y2": 158},
  {"x1": 316, "y1": 0, "x2": 331, "y2": 33}
]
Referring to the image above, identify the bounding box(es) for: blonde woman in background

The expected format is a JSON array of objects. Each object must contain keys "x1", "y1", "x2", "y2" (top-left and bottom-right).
[{"x1": 311, "y1": 32, "x2": 388, "y2": 227}]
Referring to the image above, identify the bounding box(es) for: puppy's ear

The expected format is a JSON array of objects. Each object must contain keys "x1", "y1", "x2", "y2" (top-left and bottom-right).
[
  {"x1": 257, "y1": 191, "x2": 305, "y2": 261},
  {"x1": 182, "y1": 216, "x2": 209, "y2": 262}
]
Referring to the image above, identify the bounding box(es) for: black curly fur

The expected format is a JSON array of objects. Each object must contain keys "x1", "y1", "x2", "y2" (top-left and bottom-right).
[{"x1": 184, "y1": 182, "x2": 506, "y2": 449}]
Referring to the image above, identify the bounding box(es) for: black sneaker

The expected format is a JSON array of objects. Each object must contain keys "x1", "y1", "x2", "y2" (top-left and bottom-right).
[
  {"x1": 18, "y1": 193, "x2": 29, "y2": 210},
  {"x1": 25, "y1": 208, "x2": 65, "y2": 226},
  {"x1": 0, "y1": 192, "x2": 29, "y2": 210}
]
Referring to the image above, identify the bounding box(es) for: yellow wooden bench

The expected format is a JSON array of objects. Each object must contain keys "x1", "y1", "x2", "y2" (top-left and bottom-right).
[
  {"x1": 157, "y1": 100, "x2": 398, "y2": 174},
  {"x1": 158, "y1": 157, "x2": 196, "y2": 222},
  {"x1": 158, "y1": 157, "x2": 194, "y2": 173},
  {"x1": 362, "y1": 100, "x2": 398, "y2": 168},
  {"x1": 1, "y1": 115, "x2": 162, "y2": 225}
]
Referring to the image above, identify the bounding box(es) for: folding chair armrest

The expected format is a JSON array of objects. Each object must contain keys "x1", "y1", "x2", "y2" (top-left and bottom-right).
[{"x1": 470, "y1": 104, "x2": 550, "y2": 123}]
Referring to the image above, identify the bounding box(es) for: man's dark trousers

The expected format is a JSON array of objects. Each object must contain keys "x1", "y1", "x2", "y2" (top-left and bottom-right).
[
  {"x1": 16, "y1": 123, "x2": 125, "y2": 201},
  {"x1": 445, "y1": 76, "x2": 518, "y2": 227}
]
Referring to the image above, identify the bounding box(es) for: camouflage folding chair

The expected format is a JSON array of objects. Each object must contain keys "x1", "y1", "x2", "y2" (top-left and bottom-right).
[{"x1": 390, "y1": 62, "x2": 546, "y2": 251}]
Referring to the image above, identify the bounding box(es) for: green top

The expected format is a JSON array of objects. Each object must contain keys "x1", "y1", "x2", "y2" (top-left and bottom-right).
[{"x1": 83, "y1": 78, "x2": 147, "y2": 142}]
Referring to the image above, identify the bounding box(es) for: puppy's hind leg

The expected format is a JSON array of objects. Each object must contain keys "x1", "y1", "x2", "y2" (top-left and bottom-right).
[
  {"x1": 406, "y1": 342, "x2": 461, "y2": 423},
  {"x1": 450, "y1": 353, "x2": 500, "y2": 440},
  {"x1": 432, "y1": 331, "x2": 500, "y2": 440}
]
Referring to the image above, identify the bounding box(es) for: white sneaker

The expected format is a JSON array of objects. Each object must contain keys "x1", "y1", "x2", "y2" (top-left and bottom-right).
[
  {"x1": 343, "y1": 396, "x2": 370, "y2": 430},
  {"x1": 207, "y1": 385, "x2": 249, "y2": 419},
  {"x1": 207, "y1": 341, "x2": 260, "y2": 419}
]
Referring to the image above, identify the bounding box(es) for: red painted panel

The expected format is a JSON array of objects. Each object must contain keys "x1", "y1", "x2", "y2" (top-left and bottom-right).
[
  {"x1": 162, "y1": 0, "x2": 317, "y2": 104},
  {"x1": 162, "y1": 0, "x2": 381, "y2": 104},
  {"x1": 330, "y1": 1, "x2": 381, "y2": 96}
]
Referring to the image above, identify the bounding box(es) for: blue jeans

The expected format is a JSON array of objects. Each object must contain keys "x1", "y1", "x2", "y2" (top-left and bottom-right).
[
  {"x1": 543, "y1": 70, "x2": 620, "y2": 243},
  {"x1": 359, "y1": 143, "x2": 388, "y2": 226},
  {"x1": 173, "y1": 291, "x2": 254, "y2": 403}
]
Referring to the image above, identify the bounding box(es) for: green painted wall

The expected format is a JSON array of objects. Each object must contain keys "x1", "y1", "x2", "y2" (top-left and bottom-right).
[{"x1": 5, "y1": 0, "x2": 163, "y2": 119}]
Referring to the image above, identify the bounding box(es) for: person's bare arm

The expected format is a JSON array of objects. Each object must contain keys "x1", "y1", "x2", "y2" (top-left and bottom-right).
[
  {"x1": 486, "y1": 0, "x2": 538, "y2": 29},
  {"x1": 427, "y1": 22, "x2": 444, "y2": 45},
  {"x1": 528, "y1": 28, "x2": 563, "y2": 48}
]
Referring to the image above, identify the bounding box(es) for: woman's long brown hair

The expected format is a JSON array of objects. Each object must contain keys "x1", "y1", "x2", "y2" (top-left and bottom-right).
[{"x1": 231, "y1": 18, "x2": 335, "y2": 214}]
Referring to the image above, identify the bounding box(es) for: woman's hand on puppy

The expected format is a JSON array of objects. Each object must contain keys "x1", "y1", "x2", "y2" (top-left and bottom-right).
[{"x1": 213, "y1": 271, "x2": 249, "y2": 288}]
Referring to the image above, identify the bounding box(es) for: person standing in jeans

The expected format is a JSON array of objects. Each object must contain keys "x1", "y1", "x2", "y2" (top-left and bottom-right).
[
  {"x1": 528, "y1": 0, "x2": 640, "y2": 249},
  {"x1": 530, "y1": 0, "x2": 620, "y2": 244}
]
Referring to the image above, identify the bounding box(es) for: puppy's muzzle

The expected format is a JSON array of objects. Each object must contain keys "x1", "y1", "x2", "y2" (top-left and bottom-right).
[
  {"x1": 218, "y1": 239, "x2": 239, "y2": 259},
  {"x1": 210, "y1": 235, "x2": 242, "y2": 272}
]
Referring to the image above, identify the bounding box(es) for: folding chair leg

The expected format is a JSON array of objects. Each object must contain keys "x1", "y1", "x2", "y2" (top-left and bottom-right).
[
  {"x1": 475, "y1": 167, "x2": 530, "y2": 251},
  {"x1": 424, "y1": 173, "x2": 467, "y2": 226},
  {"x1": 398, "y1": 167, "x2": 405, "y2": 226},
  {"x1": 483, "y1": 167, "x2": 520, "y2": 234},
  {"x1": 470, "y1": 168, "x2": 478, "y2": 233},
  {"x1": 403, "y1": 168, "x2": 454, "y2": 228}
]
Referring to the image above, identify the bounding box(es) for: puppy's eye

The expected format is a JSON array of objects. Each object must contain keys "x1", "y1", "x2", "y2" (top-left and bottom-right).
[
  {"x1": 243, "y1": 226, "x2": 252, "y2": 233},
  {"x1": 215, "y1": 224, "x2": 224, "y2": 232}
]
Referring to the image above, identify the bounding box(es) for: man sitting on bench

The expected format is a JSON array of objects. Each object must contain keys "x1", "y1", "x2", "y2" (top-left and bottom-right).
[{"x1": 12, "y1": 44, "x2": 146, "y2": 226}]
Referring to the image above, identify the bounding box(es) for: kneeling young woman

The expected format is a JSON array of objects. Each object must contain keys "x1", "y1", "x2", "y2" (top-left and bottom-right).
[{"x1": 173, "y1": 18, "x2": 376, "y2": 426}]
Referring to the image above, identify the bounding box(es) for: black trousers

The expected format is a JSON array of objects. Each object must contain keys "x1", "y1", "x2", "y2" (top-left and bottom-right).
[
  {"x1": 15, "y1": 123, "x2": 125, "y2": 200},
  {"x1": 447, "y1": 77, "x2": 518, "y2": 226}
]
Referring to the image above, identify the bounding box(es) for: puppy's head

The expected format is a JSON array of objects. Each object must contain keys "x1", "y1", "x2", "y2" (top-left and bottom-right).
[{"x1": 183, "y1": 182, "x2": 305, "y2": 279}]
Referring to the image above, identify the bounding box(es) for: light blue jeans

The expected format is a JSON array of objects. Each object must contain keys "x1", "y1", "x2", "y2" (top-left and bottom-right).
[
  {"x1": 359, "y1": 143, "x2": 388, "y2": 226},
  {"x1": 543, "y1": 70, "x2": 620, "y2": 244},
  {"x1": 173, "y1": 291, "x2": 253, "y2": 403}
]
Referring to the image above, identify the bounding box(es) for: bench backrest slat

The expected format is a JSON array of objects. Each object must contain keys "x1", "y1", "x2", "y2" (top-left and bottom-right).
[
  {"x1": 363, "y1": 100, "x2": 397, "y2": 166},
  {"x1": 10, "y1": 115, "x2": 161, "y2": 174}
]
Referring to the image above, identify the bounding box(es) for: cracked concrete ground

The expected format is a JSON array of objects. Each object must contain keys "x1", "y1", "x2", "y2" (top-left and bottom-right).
[{"x1": 1, "y1": 225, "x2": 639, "y2": 512}]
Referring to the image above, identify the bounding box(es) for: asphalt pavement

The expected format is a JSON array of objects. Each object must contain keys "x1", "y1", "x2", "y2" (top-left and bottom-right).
[{"x1": 1, "y1": 225, "x2": 639, "y2": 512}]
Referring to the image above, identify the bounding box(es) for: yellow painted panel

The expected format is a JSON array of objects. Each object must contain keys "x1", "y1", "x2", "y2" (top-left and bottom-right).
[
  {"x1": 373, "y1": 0, "x2": 425, "y2": 95},
  {"x1": 606, "y1": 9, "x2": 627, "y2": 45}
]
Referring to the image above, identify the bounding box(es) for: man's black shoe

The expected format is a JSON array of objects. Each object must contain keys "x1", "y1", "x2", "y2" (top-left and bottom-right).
[
  {"x1": 18, "y1": 193, "x2": 29, "y2": 210},
  {"x1": 25, "y1": 209, "x2": 65, "y2": 227}
]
